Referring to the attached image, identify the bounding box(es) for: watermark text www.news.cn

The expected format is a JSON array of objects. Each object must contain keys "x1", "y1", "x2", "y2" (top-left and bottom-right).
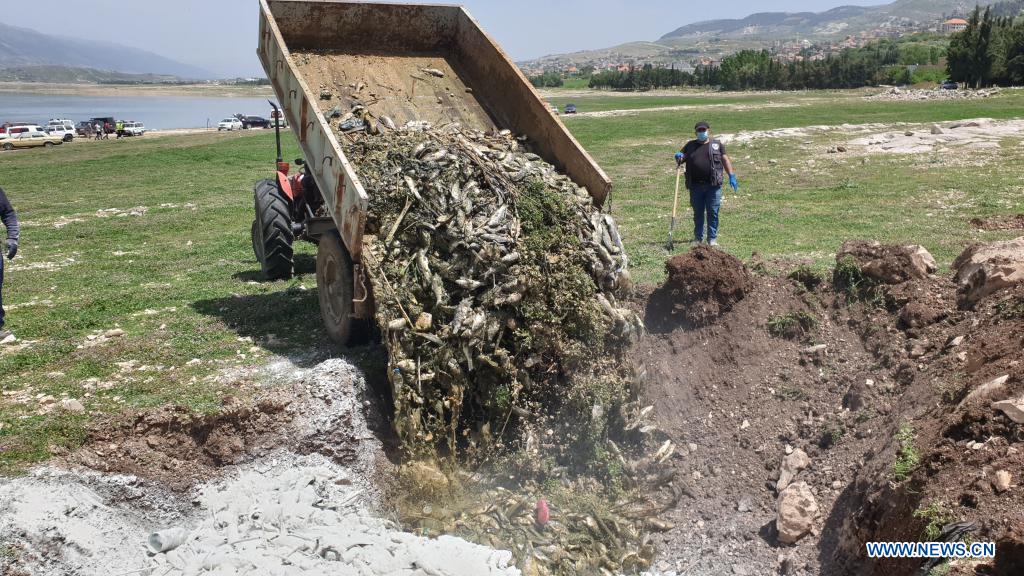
[{"x1": 866, "y1": 541, "x2": 996, "y2": 559}]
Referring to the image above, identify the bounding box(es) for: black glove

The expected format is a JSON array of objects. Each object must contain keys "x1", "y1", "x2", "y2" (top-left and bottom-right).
[{"x1": 6, "y1": 238, "x2": 17, "y2": 260}]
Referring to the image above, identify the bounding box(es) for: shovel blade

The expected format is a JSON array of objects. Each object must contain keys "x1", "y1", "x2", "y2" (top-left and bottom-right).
[{"x1": 665, "y1": 217, "x2": 677, "y2": 251}]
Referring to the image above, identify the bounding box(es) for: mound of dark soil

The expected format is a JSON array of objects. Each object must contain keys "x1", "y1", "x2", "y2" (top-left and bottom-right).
[
  {"x1": 66, "y1": 395, "x2": 294, "y2": 491},
  {"x1": 645, "y1": 246, "x2": 752, "y2": 331},
  {"x1": 970, "y1": 214, "x2": 1024, "y2": 231}
]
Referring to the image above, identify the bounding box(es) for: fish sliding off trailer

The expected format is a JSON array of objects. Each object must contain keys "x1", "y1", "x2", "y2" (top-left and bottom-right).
[{"x1": 254, "y1": 0, "x2": 611, "y2": 344}]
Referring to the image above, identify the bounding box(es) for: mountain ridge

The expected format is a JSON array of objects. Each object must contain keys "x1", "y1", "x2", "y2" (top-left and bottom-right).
[
  {"x1": 0, "y1": 22, "x2": 215, "y2": 80},
  {"x1": 520, "y1": 0, "x2": 969, "y2": 70}
]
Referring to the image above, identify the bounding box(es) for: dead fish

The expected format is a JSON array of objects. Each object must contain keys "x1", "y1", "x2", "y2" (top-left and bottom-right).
[
  {"x1": 485, "y1": 205, "x2": 508, "y2": 229},
  {"x1": 379, "y1": 116, "x2": 397, "y2": 130},
  {"x1": 455, "y1": 278, "x2": 483, "y2": 290},
  {"x1": 403, "y1": 176, "x2": 423, "y2": 201},
  {"x1": 421, "y1": 68, "x2": 446, "y2": 78},
  {"x1": 653, "y1": 440, "x2": 674, "y2": 463},
  {"x1": 422, "y1": 149, "x2": 448, "y2": 163}
]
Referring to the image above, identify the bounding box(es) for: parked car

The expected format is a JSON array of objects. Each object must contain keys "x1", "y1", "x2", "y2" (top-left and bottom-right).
[
  {"x1": 564, "y1": 103, "x2": 577, "y2": 114},
  {"x1": 2, "y1": 132, "x2": 63, "y2": 151},
  {"x1": 269, "y1": 108, "x2": 288, "y2": 128},
  {"x1": 45, "y1": 125, "x2": 76, "y2": 142},
  {"x1": 122, "y1": 121, "x2": 147, "y2": 136},
  {"x1": 48, "y1": 118, "x2": 75, "y2": 130},
  {"x1": 75, "y1": 121, "x2": 95, "y2": 136},
  {"x1": 242, "y1": 116, "x2": 271, "y2": 129},
  {"x1": 0, "y1": 124, "x2": 45, "y2": 141},
  {"x1": 549, "y1": 104, "x2": 559, "y2": 115},
  {"x1": 218, "y1": 117, "x2": 244, "y2": 131},
  {"x1": 940, "y1": 80, "x2": 958, "y2": 90}
]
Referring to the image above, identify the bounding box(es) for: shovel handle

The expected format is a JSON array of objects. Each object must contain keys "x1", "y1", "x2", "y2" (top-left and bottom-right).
[{"x1": 672, "y1": 167, "x2": 681, "y2": 220}]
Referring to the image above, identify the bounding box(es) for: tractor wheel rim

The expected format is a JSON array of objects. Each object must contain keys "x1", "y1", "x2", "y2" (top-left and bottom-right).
[{"x1": 324, "y1": 257, "x2": 343, "y2": 323}]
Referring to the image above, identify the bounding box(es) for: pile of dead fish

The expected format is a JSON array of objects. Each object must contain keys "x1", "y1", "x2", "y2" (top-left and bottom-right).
[
  {"x1": 338, "y1": 115, "x2": 641, "y2": 466},
  {"x1": 326, "y1": 104, "x2": 677, "y2": 575}
]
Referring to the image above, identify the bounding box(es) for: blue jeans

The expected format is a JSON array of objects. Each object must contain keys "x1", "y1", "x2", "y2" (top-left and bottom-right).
[{"x1": 689, "y1": 184, "x2": 722, "y2": 242}]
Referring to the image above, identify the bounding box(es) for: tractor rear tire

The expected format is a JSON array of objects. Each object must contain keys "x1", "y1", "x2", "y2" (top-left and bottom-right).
[
  {"x1": 252, "y1": 179, "x2": 294, "y2": 280},
  {"x1": 316, "y1": 231, "x2": 369, "y2": 346}
]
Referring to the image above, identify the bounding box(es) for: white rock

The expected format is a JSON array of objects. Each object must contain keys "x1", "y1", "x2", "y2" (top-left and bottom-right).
[
  {"x1": 777, "y1": 449, "x2": 810, "y2": 492},
  {"x1": 993, "y1": 395, "x2": 1024, "y2": 424},
  {"x1": 959, "y1": 375, "x2": 1010, "y2": 407},
  {"x1": 104, "y1": 329, "x2": 125, "y2": 338},
  {"x1": 953, "y1": 237, "x2": 1024, "y2": 305},
  {"x1": 994, "y1": 470, "x2": 1012, "y2": 493},
  {"x1": 776, "y1": 482, "x2": 818, "y2": 545},
  {"x1": 59, "y1": 398, "x2": 85, "y2": 413}
]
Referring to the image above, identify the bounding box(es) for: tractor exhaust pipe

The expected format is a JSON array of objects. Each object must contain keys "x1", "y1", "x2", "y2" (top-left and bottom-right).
[{"x1": 269, "y1": 100, "x2": 283, "y2": 165}]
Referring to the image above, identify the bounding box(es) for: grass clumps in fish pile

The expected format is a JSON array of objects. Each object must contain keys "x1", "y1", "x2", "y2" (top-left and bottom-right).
[
  {"x1": 341, "y1": 125, "x2": 677, "y2": 574},
  {"x1": 346, "y1": 126, "x2": 639, "y2": 466}
]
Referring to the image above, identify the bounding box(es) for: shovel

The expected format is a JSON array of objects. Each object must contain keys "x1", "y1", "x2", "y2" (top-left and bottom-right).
[{"x1": 665, "y1": 166, "x2": 682, "y2": 251}]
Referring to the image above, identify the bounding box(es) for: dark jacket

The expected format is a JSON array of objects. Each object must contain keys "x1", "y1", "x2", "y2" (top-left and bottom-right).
[{"x1": 0, "y1": 187, "x2": 19, "y2": 241}]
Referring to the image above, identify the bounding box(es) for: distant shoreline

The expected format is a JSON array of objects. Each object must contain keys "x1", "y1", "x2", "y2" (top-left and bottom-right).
[{"x1": 0, "y1": 82, "x2": 276, "y2": 98}]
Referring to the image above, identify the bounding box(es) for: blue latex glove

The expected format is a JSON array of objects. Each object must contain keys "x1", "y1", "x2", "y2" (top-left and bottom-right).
[
  {"x1": 729, "y1": 173, "x2": 739, "y2": 191},
  {"x1": 674, "y1": 152, "x2": 684, "y2": 165}
]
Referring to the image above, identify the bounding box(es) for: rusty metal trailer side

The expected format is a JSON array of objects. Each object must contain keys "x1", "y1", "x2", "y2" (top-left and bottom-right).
[{"x1": 257, "y1": 0, "x2": 613, "y2": 320}]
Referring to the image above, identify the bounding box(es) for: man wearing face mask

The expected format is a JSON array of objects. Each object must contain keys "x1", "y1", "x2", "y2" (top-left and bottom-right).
[{"x1": 674, "y1": 121, "x2": 738, "y2": 247}]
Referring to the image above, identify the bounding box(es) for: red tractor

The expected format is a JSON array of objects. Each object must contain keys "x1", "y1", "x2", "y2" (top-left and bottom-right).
[{"x1": 250, "y1": 101, "x2": 366, "y2": 344}]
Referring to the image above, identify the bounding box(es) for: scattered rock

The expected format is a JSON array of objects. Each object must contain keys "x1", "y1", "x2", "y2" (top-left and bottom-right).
[
  {"x1": 776, "y1": 482, "x2": 818, "y2": 545},
  {"x1": 59, "y1": 398, "x2": 85, "y2": 413},
  {"x1": 947, "y1": 335, "x2": 965, "y2": 348},
  {"x1": 952, "y1": 236, "x2": 1024, "y2": 306},
  {"x1": 931, "y1": 124, "x2": 944, "y2": 135},
  {"x1": 836, "y1": 241, "x2": 936, "y2": 284},
  {"x1": 777, "y1": 448, "x2": 810, "y2": 492},
  {"x1": 737, "y1": 497, "x2": 754, "y2": 513},
  {"x1": 993, "y1": 395, "x2": 1024, "y2": 424},
  {"x1": 319, "y1": 87, "x2": 332, "y2": 100},
  {"x1": 0, "y1": 333, "x2": 16, "y2": 345},
  {"x1": 801, "y1": 344, "x2": 827, "y2": 356},
  {"x1": 994, "y1": 470, "x2": 1012, "y2": 493},
  {"x1": 960, "y1": 375, "x2": 1010, "y2": 407}
]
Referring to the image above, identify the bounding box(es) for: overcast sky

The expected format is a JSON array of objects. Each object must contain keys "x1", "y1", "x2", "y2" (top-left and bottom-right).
[{"x1": 3, "y1": 0, "x2": 891, "y2": 77}]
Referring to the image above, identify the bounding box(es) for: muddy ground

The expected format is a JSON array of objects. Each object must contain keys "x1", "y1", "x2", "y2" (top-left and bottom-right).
[
  {"x1": 3, "y1": 240, "x2": 1022, "y2": 576},
  {"x1": 635, "y1": 244, "x2": 1023, "y2": 576}
]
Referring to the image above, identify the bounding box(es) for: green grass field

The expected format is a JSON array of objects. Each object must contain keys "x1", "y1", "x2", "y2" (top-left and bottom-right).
[{"x1": 1, "y1": 89, "x2": 1023, "y2": 472}]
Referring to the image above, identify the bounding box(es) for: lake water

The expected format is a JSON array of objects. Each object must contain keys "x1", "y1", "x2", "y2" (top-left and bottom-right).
[{"x1": 0, "y1": 93, "x2": 280, "y2": 130}]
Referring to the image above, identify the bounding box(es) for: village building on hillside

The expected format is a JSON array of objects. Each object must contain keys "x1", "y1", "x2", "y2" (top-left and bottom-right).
[{"x1": 943, "y1": 18, "x2": 968, "y2": 34}]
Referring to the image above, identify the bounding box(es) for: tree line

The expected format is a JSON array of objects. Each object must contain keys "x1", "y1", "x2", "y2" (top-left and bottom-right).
[
  {"x1": 946, "y1": 6, "x2": 1024, "y2": 87},
  {"x1": 581, "y1": 38, "x2": 944, "y2": 91}
]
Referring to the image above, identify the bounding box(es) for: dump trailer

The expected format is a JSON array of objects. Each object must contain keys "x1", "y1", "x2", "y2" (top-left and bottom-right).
[{"x1": 254, "y1": 0, "x2": 612, "y2": 344}]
